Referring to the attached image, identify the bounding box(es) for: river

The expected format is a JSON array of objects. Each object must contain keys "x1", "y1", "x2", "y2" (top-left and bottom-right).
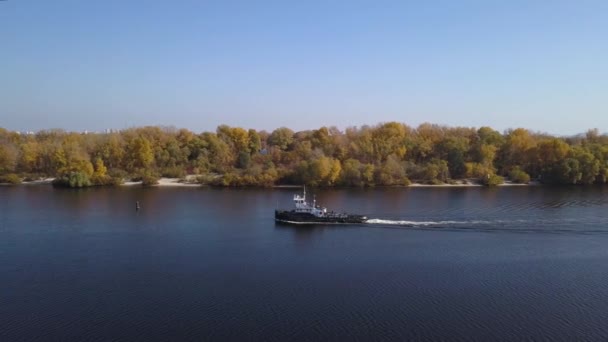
[{"x1": 2, "y1": 186, "x2": 608, "y2": 341}]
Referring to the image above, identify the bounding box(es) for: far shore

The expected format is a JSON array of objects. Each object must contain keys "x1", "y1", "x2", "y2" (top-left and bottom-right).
[
  {"x1": 5, "y1": 177, "x2": 541, "y2": 188},
  {"x1": 409, "y1": 180, "x2": 541, "y2": 187},
  {"x1": 122, "y1": 177, "x2": 201, "y2": 187}
]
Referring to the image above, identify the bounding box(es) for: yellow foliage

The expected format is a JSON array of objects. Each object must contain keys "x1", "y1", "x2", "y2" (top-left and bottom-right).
[{"x1": 93, "y1": 158, "x2": 107, "y2": 177}]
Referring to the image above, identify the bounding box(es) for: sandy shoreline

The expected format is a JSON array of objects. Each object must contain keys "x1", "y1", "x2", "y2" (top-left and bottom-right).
[
  {"x1": 409, "y1": 180, "x2": 540, "y2": 187},
  {"x1": 122, "y1": 177, "x2": 201, "y2": 187},
  {"x1": 21, "y1": 178, "x2": 55, "y2": 185},
  {"x1": 11, "y1": 177, "x2": 539, "y2": 187}
]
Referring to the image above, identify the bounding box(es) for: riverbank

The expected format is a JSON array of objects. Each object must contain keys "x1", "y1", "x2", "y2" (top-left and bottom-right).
[
  {"x1": 122, "y1": 177, "x2": 201, "y2": 187},
  {"x1": 12, "y1": 176, "x2": 202, "y2": 187},
  {"x1": 409, "y1": 180, "x2": 541, "y2": 187},
  {"x1": 8, "y1": 177, "x2": 540, "y2": 187}
]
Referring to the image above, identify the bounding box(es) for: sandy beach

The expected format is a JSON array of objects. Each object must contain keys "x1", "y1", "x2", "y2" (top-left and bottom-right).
[
  {"x1": 122, "y1": 177, "x2": 201, "y2": 187},
  {"x1": 12, "y1": 177, "x2": 538, "y2": 187},
  {"x1": 409, "y1": 180, "x2": 539, "y2": 187},
  {"x1": 21, "y1": 178, "x2": 55, "y2": 185},
  {"x1": 15, "y1": 177, "x2": 201, "y2": 187}
]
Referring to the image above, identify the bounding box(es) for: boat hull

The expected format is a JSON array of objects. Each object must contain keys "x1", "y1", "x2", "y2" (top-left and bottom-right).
[{"x1": 275, "y1": 210, "x2": 367, "y2": 224}]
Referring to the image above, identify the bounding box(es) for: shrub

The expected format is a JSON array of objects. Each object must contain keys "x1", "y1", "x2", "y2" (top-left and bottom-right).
[
  {"x1": 481, "y1": 174, "x2": 504, "y2": 186},
  {"x1": 90, "y1": 174, "x2": 124, "y2": 186},
  {"x1": 215, "y1": 172, "x2": 242, "y2": 186},
  {"x1": 196, "y1": 174, "x2": 217, "y2": 185},
  {"x1": 107, "y1": 176, "x2": 125, "y2": 186},
  {"x1": 91, "y1": 174, "x2": 109, "y2": 186},
  {"x1": 237, "y1": 151, "x2": 251, "y2": 169},
  {"x1": 465, "y1": 162, "x2": 495, "y2": 179},
  {"x1": 129, "y1": 170, "x2": 160, "y2": 186},
  {"x1": 141, "y1": 174, "x2": 160, "y2": 186},
  {"x1": 105, "y1": 169, "x2": 128, "y2": 186},
  {"x1": 509, "y1": 167, "x2": 531, "y2": 184},
  {"x1": 108, "y1": 168, "x2": 128, "y2": 181},
  {"x1": 0, "y1": 174, "x2": 22, "y2": 184},
  {"x1": 52, "y1": 172, "x2": 91, "y2": 188},
  {"x1": 160, "y1": 166, "x2": 185, "y2": 178}
]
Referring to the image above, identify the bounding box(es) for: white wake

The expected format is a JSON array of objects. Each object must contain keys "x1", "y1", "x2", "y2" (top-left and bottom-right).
[{"x1": 365, "y1": 219, "x2": 491, "y2": 226}]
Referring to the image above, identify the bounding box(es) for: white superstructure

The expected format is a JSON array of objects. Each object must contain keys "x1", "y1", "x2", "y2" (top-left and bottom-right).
[{"x1": 293, "y1": 187, "x2": 327, "y2": 217}]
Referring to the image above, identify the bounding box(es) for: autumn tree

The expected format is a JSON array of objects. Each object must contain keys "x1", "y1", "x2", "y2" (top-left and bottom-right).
[
  {"x1": 268, "y1": 127, "x2": 294, "y2": 151},
  {"x1": 126, "y1": 136, "x2": 154, "y2": 172},
  {"x1": 498, "y1": 128, "x2": 537, "y2": 175},
  {"x1": 247, "y1": 129, "x2": 261, "y2": 154},
  {"x1": 1, "y1": 123, "x2": 607, "y2": 187},
  {"x1": 0, "y1": 142, "x2": 18, "y2": 174}
]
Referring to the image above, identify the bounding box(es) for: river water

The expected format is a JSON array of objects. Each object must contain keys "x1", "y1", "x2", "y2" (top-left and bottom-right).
[{"x1": 2, "y1": 186, "x2": 608, "y2": 341}]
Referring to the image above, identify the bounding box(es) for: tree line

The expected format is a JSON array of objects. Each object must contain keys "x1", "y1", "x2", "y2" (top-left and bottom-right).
[{"x1": 0, "y1": 123, "x2": 607, "y2": 187}]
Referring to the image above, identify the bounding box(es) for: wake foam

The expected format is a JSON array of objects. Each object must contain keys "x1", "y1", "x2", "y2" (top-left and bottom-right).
[
  {"x1": 365, "y1": 218, "x2": 490, "y2": 226},
  {"x1": 363, "y1": 218, "x2": 608, "y2": 234}
]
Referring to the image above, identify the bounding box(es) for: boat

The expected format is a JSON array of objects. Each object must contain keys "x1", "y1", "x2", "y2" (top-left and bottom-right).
[{"x1": 275, "y1": 187, "x2": 367, "y2": 224}]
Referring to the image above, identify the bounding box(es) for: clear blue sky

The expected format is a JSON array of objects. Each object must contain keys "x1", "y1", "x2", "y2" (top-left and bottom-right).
[{"x1": 1, "y1": 0, "x2": 607, "y2": 135}]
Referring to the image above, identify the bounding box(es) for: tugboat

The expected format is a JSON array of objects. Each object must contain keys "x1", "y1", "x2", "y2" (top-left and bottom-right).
[{"x1": 275, "y1": 187, "x2": 367, "y2": 224}]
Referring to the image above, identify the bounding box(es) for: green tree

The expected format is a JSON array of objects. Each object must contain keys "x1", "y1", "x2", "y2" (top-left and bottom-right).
[
  {"x1": 340, "y1": 159, "x2": 363, "y2": 186},
  {"x1": 573, "y1": 148, "x2": 600, "y2": 184},
  {"x1": 499, "y1": 128, "x2": 537, "y2": 174},
  {"x1": 535, "y1": 138, "x2": 572, "y2": 183},
  {"x1": 201, "y1": 132, "x2": 234, "y2": 173},
  {"x1": 375, "y1": 154, "x2": 408, "y2": 185},
  {"x1": 410, "y1": 123, "x2": 445, "y2": 163},
  {"x1": 436, "y1": 136, "x2": 468, "y2": 179},
  {"x1": 247, "y1": 129, "x2": 261, "y2": 154},
  {"x1": 509, "y1": 167, "x2": 531, "y2": 184},
  {"x1": 237, "y1": 150, "x2": 251, "y2": 169},
  {"x1": 421, "y1": 159, "x2": 450, "y2": 184},
  {"x1": 53, "y1": 172, "x2": 91, "y2": 188},
  {"x1": 554, "y1": 158, "x2": 581, "y2": 184},
  {"x1": 481, "y1": 174, "x2": 504, "y2": 186},
  {"x1": 346, "y1": 126, "x2": 374, "y2": 163},
  {"x1": 268, "y1": 127, "x2": 294, "y2": 151}
]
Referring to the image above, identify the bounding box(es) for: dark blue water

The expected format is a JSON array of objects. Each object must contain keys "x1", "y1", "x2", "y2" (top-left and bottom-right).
[{"x1": 2, "y1": 186, "x2": 608, "y2": 341}]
